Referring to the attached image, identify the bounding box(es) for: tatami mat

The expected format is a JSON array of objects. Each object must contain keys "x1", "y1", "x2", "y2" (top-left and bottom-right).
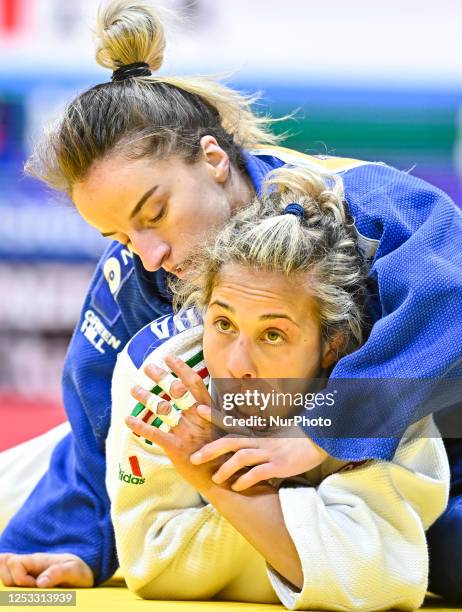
[{"x1": 1, "y1": 574, "x2": 462, "y2": 612}]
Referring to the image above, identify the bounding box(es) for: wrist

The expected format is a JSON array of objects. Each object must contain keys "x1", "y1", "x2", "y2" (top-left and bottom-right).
[
  {"x1": 195, "y1": 479, "x2": 224, "y2": 503},
  {"x1": 203, "y1": 479, "x2": 276, "y2": 504}
]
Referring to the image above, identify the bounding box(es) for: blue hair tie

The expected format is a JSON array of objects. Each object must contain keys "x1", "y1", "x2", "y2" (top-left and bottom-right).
[{"x1": 283, "y1": 203, "x2": 304, "y2": 218}]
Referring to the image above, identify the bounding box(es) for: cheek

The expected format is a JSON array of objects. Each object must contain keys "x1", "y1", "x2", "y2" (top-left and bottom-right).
[
  {"x1": 296, "y1": 340, "x2": 323, "y2": 379},
  {"x1": 203, "y1": 332, "x2": 213, "y2": 367},
  {"x1": 171, "y1": 183, "x2": 229, "y2": 245},
  {"x1": 203, "y1": 329, "x2": 225, "y2": 378},
  {"x1": 195, "y1": 182, "x2": 229, "y2": 226},
  {"x1": 260, "y1": 343, "x2": 322, "y2": 379},
  {"x1": 172, "y1": 199, "x2": 210, "y2": 241}
]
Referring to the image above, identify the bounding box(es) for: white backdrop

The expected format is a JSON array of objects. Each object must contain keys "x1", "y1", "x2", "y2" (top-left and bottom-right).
[{"x1": 0, "y1": 0, "x2": 461, "y2": 89}]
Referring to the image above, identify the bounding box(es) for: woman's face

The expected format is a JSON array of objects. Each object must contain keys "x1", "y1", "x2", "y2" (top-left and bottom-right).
[
  {"x1": 203, "y1": 264, "x2": 338, "y2": 380},
  {"x1": 72, "y1": 138, "x2": 251, "y2": 276}
]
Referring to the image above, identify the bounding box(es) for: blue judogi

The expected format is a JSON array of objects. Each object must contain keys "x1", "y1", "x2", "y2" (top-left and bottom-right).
[{"x1": 1, "y1": 148, "x2": 461, "y2": 588}]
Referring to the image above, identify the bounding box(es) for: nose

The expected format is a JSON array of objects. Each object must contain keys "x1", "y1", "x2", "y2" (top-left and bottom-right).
[
  {"x1": 129, "y1": 230, "x2": 170, "y2": 273},
  {"x1": 227, "y1": 337, "x2": 257, "y2": 379}
]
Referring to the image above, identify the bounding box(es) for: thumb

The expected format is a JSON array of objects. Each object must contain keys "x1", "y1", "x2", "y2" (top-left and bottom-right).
[{"x1": 36, "y1": 560, "x2": 94, "y2": 588}]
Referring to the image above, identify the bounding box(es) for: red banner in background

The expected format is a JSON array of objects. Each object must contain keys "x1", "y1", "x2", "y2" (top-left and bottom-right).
[
  {"x1": 0, "y1": 392, "x2": 66, "y2": 451},
  {"x1": 1, "y1": 0, "x2": 22, "y2": 34}
]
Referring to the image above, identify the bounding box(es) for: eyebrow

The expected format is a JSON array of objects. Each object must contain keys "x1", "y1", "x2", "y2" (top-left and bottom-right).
[
  {"x1": 129, "y1": 185, "x2": 158, "y2": 220},
  {"x1": 209, "y1": 300, "x2": 300, "y2": 327},
  {"x1": 100, "y1": 185, "x2": 159, "y2": 237},
  {"x1": 259, "y1": 313, "x2": 300, "y2": 327},
  {"x1": 209, "y1": 300, "x2": 235, "y2": 312}
]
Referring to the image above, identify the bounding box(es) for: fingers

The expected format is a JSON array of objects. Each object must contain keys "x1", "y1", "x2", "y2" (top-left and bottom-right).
[
  {"x1": 0, "y1": 553, "x2": 94, "y2": 589},
  {"x1": 132, "y1": 355, "x2": 212, "y2": 434},
  {"x1": 143, "y1": 363, "x2": 188, "y2": 400},
  {"x1": 212, "y1": 449, "x2": 269, "y2": 485},
  {"x1": 131, "y1": 384, "x2": 157, "y2": 407},
  {"x1": 0, "y1": 554, "x2": 14, "y2": 586},
  {"x1": 230, "y1": 463, "x2": 275, "y2": 491},
  {"x1": 196, "y1": 404, "x2": 212, "y2": 423},
  {"x1": 126, "y1": 415, "x2": 172, "y2": 448},
  {"x1": 130, "y1": 386, "x2": 181, "y2": 428},
  {"x1": 138, "y1": 361, "x2": 199, "y2": 415},
  {"x1": 36, "y1": 559, "x2": 94, "y2": 588},
  {"x1": 164, "y1": 355, "x2": 211, "y2": 406},
  {"x1": 5, "y1": 555, "x2": 37, "y2": 587},
  {"x1": 1, "y1": 553, "x2": 59, "y2": 587},
  {"x1": 190, "y1": 436, "x2": 255, "y2": 464}
]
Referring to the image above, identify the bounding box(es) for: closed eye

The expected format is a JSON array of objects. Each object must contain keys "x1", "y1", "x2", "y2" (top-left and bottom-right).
[{"x1": 148, "y1": 204, "x2": 167, "y2": 225}]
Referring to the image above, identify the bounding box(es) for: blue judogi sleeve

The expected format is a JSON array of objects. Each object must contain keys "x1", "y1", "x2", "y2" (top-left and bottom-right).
[
  {"x1": 312, "y1": 163, "x2": 462, "y2": 460},
  {"x1": 0, "y1": 242, "x2": 171, "y2": 584},
  {"x1": 0, "y1": 150, "x2": 460, "y2": 579}
]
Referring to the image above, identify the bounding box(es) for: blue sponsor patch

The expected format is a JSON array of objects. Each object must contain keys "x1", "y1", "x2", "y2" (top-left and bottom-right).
[
  {"x1": 91, "y1": 243, "x2": 135, "y2": 326},
  {"x1": 91, "y1": 274, "x2": 122, "y2": 326}
]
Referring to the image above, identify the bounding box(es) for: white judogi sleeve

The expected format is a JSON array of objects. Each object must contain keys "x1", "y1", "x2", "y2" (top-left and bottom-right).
[
  {"x1": 0, "y1": 422, "x2": 71, "y2": 534},
  {"x1": 268, "y1": 416, "x2": 449, "y2": 610},
  {"x1": 106, "y1": 322, "x2": 277, "y2": 603},
  {"x1": 107, "y1": 319, "x2": 450, "y2": 610}
]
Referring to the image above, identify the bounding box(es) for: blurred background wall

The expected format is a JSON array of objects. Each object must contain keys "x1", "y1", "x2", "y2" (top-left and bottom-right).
[{"x1": 1, "y1": 0, "x2": 461, "y2": 449}]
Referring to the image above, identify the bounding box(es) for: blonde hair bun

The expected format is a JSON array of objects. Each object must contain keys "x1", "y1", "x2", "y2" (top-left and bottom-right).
[{"x1": 95, "y1": 0, "x2": 166, "y2": 72}]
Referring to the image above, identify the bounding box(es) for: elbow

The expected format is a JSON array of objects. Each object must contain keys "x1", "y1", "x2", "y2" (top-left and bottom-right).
[
  {"x1": 124, "y1": 575, "x2": 169, "y2": 601},
  {"x1": 122, "y1": 573, "x2": 156, "y2": 600},
  {"x1": 132, "y1": 582, "x2": 159, "y2": 601},
  {"x1": 125, "y1": 570, "x2": 219, "y2": 601}
]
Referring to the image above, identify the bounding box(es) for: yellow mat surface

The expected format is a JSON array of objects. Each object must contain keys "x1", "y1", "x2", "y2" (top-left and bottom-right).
[{"x1": 1, "y1": 575, "x2": 462, "y2": 612}]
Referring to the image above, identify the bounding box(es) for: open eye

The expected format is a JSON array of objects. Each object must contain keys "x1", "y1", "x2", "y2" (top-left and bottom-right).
[
  {"x1": 262, "y1": 329, "x2": 285, "y2": 344},
  {"x1": 214, "y1": 318, "x2": 235, "y2": 334}
]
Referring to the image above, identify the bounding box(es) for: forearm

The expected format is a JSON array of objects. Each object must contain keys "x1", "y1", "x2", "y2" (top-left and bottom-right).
[
  {"x1": 202, "y1": 481, "x2": 303, "y2": 590},
  {"x1": 108, "y1": 412, "x2": 255, "y2": 597}
]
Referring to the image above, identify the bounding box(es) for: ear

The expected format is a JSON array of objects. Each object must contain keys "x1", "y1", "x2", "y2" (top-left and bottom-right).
[
  {"x1": 200, "y1": 135, "x2": 230, "y2": 184},
  {"x1": 320, "y1": 333, "x2": 346, "y2": 369}
]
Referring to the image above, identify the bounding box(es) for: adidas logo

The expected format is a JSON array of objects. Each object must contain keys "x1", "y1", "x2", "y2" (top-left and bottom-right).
[{"x1": 119, "y1": 456, "x2": 145, "y2": 485}]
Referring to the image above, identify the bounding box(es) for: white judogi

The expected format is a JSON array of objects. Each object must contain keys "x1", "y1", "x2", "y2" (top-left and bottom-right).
[
  {"x1": 106, "y1": 321, "x2": 450, "y2": 611},
  {"x1": 0, "y1": 422, "x2": 70, "y2": 533}
]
